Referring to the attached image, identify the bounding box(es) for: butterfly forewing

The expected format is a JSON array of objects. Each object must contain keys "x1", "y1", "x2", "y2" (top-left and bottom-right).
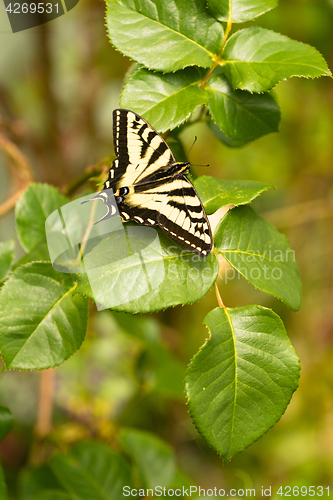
[{"x1": 103, "y1": 109, "x2": 213, "y2": 257}]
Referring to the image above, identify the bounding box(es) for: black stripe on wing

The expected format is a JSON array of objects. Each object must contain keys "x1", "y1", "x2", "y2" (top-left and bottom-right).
[{"x1": 156, "y1": 178, "x2": 213, "y2": 257}]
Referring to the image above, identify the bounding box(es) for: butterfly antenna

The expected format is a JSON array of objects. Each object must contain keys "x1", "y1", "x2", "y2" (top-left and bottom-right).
[
  {"x1": 187, "y1": 136, "x2": 197, "y2": 159},
  {"x1": 187, "y1": 136, "x2": 209, "y2": 167}
]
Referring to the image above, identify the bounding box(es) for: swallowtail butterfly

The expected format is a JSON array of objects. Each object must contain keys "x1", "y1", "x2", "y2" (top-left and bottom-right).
[{"x1": 95, "y1": 109, "x2": 213, "y2": 257}]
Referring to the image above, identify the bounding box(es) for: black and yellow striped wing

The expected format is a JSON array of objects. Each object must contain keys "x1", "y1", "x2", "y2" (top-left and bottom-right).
[{"x1": 102, "y1": 109, "x2": 213, "y2": 257}]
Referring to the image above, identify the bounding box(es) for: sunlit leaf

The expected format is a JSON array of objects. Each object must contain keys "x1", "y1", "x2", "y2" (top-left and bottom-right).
[
  {"x1": 222, "y1": 27, "x2": 332, "y2": 92},
  {"x1": 186, "y1": 306, "x2": 300, "y2": 460},
  {"x1": 0, "y1": 262, "x2": 88, "y2": 370},
  {"x1": 0, "y1": 240, "x2": 15, "y2": 282},
  {"x1": 119, "y1": 428, "x2": 176, "y2": 488},
  {"x1": 214, "y1": 206, "x2": 302, "y2": 311},
  {"x1": 194, "y1": 176, "x2": 273, "y2": 214},
  {"x1": 207, "y1": 73, "x2": 280, "y2": 142},
  {"x1": 106, "y1": 0, "x2": 223, "y2": 72},
  {"x1": 15, "y1": 184, "x2": 68, "y2": 253},
  {"x1": 120, "y1": 67, "x2": 208, "y2": 132},
  {"x1": 207, "y1": 0, "x2": 278, "y2": 23}
]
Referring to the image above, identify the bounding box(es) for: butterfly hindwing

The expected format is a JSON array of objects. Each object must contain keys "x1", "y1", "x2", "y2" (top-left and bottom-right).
[
  {"x1": 156, "y1": 176, "x2": 212, "y2": 255},
  {"x1": 103, "y1": 109, "x2": 213, "y2": 257}
]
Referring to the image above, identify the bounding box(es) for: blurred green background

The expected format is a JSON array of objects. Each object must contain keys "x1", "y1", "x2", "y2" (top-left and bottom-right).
[{"x1": 0, "y1": 0, "x2": 332, "y2": 496}]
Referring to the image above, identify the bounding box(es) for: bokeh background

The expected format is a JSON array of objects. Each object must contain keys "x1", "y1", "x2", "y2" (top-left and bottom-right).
[{"x1": 0, "y1": 0, "x2": 332, "y2": 496}]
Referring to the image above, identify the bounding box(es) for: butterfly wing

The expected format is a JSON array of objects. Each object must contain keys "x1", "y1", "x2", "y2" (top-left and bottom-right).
[{"x1": 105, "y1": 109, "x2": 176, "y2": 190}]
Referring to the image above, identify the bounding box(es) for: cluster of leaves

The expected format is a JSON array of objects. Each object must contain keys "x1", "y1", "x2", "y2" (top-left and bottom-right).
[
  {"x1": 110, "y1": 0, "x2": 330, "y2": 145},
  {"x1": 1, "y1": 430, "x2": 196, "y2": 499},
  {"x1": 0, "y1": 0, "x2": 331, "y2": 493}
]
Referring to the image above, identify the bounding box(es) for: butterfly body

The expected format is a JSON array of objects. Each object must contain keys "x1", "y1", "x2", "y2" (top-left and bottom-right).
[{"x1": 99, "y1": 109, "x2": 213, "y2": 257}]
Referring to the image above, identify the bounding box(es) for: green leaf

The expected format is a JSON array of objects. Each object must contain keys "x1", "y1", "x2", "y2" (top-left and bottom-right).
[
  {"x1": 120, "y1": 67, "x2": 208, "y2": 133},
  {"x1": 207, "y1": 0, "x2": 278, "y2": 23},
  {"x1": 0, "y1": 262, "x2": 88, "y2": 370},
  {"x1": 16, "y1": 184, "x2": 68, "y2": 252},
  {"x1": 0, "y1": 240, "x2": 15, "y2": 282},
  {"x1": 76, "y1": 225, "x2": 218, "y2": 314},
  {"x1": 18, "y1": 465, "x2": 64, "y2": 500},
  {"x1": 0, "y1": 406, "x2": 14, "y2": 441},
  {"x1": 214, "y1": 206, "x2": 302, "y2": 311},
  {"x1": 119, "y1": 428, "x2": 176, "y2": 488},
  {"x1": 13, "y1": 239, "x2": 50, "y2": 270},
  {"x1": 36, "y1": 492, "x2": 73, "y2": 500},
  {"x1": 207, "y1": 119, "x2": 248, "y2": 148},
  {"x1": 140, "y1": 344, "x2": 185, "y2": 400},
  {"x1": 207, "y1": 73, "x2": 280, "y2": 143},
  {"x1": 51, "y1": 442, "x2": 132, "y2": 500},
  {"x1": 194, "y1": 176, "x2": 274, "y2": 214},
  {"x1": 186, "y1": 306, "x2": 300, "y2": 460},
  {"x1": 0, "y1": 462, "x2": 8, "y2": 500},
  {"x1": 222, "y1": 27, "x2": 332, "y2": 92},
  {"x1": 106, "y1": 0, "x2": 223, "y2": 72}
]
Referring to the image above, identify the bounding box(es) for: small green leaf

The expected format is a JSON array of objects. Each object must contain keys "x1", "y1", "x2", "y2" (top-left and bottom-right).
[
  {"x1": 0, "y1": 406, "x2": 14, "y2": 441},
  {"x1": 0, "y1": 462, "x2": 8, "y2": 500},
  {"x1": 16, "y1": 184, "x2": 68, "y2": 252},
  {"x1": 51, "y1": 442, "x2": 132, "y2": 500},
  {"x1": 76, "y1": 225, "x2": 218, "y2": 314},
  {"x1": 214, "y1": 206, "x2": 302, "y2": 311},
  {"x1": 207, "y1": 0, "x2": 278, "y2": 23},
  {"x1": 106, "y1": 0, "x2": 223, "y2": 72},
  {"x1": 0, "y1": 240, "x2": 15, "y2": 282},
  {"x1": 207, "y1": 73, "x2": 280, "y2": 143},
  {"x1": 186, "y1": 306, "x2": 300, "y2": 460},
  {"x1": 0, "y1": 262, "x2": 88, "y2": 370},
  {"x1": 120, "y1": 67, "x2": 208, "y2": 133},
  {"x1": 222, "y1": 27, "x2": 332, "y2": 92},
  {"x1": 119, "y1": 428, "x2": 176, "y2": 488},
  {"x1": 194, "y1": 176, "x2": 273, "y2": 214}
]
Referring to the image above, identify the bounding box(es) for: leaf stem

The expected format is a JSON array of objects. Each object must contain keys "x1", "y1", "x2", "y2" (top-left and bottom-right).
[
  {"x1": 62, "y1": 157, "x2": 112, "y2": 197},
  {"x1": 215, "y1": 282, "x2": 226, "y2": 309},
  {"x1": 201, "y1": 11, "x2": 233, "y2": 89}
]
